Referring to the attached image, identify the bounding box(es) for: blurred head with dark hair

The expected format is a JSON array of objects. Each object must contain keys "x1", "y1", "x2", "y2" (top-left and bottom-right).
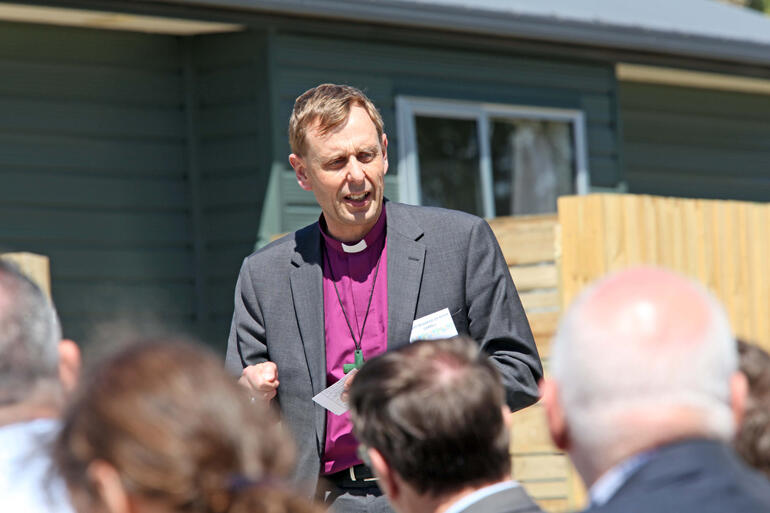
[
  {"x1": 734, "y1": 339, "x2": 770, "y2": 479},
  {"x1": 54, "y1": 338, "x2": 322, "y2": 513},
  {"x1": 349, "y1": 336, "x2": 540, "y2": 513}
]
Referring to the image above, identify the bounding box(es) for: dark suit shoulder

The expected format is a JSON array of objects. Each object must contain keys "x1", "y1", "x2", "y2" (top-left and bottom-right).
[
  {"x1": 386, "y1": 202, "x2": 490, "y2": 245},
  {"x1": 243, "y1": 223, "x2": 318, "y2": 265},
  {"x1": 389, "y1": 201, "x2": 485, "y2": 227},
  {"x1": 585, "y1": 440, "x2": 770, "y2": 513}
]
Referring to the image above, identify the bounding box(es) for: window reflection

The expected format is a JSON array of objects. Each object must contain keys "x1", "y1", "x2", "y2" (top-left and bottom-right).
[
  {"x1": 415, "y1": 116, "x2": 483, "y2": 216},
  {"x1": 491, "y1": 119, "x2": 574, "y2": 215}
]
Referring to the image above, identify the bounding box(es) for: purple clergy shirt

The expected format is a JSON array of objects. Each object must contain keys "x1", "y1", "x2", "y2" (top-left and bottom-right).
[{"x1": 319, "y1": 209, "x2": 388, "y2": 475}]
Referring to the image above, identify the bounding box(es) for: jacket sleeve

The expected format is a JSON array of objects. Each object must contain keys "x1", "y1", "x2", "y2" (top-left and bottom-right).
[
  {"x1": 225, "y1": 257, "x2": 269, "y2": 376},
  {"x1": 465, "y1": 217, "x2": 543, "y2": 411}
]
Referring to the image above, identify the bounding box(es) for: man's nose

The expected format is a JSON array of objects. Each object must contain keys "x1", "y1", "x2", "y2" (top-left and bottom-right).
[{"x1": 347, "y1": 158, "x2": 366, "y2": 183}]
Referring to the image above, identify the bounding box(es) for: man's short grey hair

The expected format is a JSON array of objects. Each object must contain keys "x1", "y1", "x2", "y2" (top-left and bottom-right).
[
  {"x1": 0, "y1": 260, "x2": 62, "y2": 404},
  {"x1": 550, "y1": 267, "x2": 736, "y2": 453}
]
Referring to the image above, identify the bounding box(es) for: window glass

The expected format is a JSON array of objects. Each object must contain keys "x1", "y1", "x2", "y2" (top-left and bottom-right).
[
  {"x1": 415, "y1": 116, "x2": 483, "y2": 216},
  {"x1": 490, "y1": 119, "x2": 575, "y2": 215}
]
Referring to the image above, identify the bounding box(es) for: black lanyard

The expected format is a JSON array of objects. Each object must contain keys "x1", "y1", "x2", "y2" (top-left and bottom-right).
[{"x1": 323, "y1": 243, "x2": 383, "y2": 372}]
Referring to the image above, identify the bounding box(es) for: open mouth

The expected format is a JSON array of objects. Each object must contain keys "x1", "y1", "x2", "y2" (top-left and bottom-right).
[{"x1": 345, "y1": 191, "x2": 371, "y2": 205}]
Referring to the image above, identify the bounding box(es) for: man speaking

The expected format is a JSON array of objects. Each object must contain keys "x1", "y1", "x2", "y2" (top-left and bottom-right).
[{"x1": 225, "y1": 84, "x2": 542, "y2": 512}]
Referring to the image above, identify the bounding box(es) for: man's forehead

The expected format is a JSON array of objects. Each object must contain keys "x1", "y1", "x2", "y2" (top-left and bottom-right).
[{"x1": 306, "y1": 107, "x2": 379, "y2": 144}]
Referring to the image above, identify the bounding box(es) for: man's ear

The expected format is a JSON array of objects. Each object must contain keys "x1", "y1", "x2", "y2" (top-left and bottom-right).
[
  {"x1": 540, "y1": 378, "x2": 570, "y2": 452},
  {"x1": 730, "y1": 371, "x2": 749, "y2": 431},
  {"x1": 58, "y1": 339, "x2": 81, "y2": 396},
  {"x1": 88, "y1": 460, "x2": 131, "y2": 513},
  {"x1": 368, "y1": 448, "x2": 399, "y2": 499},
  {"x1": 501, "y1": 405, "x2": 513, "y2": 430},
  {"x1": 289, "y1": 154, "x2": 312, "y2": 191},
  {"x1": 380, "y1": 133, "x2": 389, "y2": 175}
]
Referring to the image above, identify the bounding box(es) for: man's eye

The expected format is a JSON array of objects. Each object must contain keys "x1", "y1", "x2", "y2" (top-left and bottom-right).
[{"x1": 358, "y1": 153, "x2": 375, "y2": 163}]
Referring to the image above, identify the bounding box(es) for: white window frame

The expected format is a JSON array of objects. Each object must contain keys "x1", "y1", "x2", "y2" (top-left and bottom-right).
[{"x1": 396, "y1": 96, "x2": 590, "y2": 218}]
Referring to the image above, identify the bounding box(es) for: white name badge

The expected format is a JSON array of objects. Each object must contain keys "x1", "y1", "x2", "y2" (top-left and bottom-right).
[{"x1": 409, "y1": 308, "x2": 459, "y2": 343}]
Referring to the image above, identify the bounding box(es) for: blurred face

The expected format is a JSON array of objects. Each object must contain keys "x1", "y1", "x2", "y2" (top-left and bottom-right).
[{"x1": 289, "y1": 105, "x2": 388, "y2": 242}]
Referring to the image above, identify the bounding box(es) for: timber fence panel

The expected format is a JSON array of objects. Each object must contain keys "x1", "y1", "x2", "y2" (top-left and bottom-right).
[
  {"x1": 558, "y1": 194, "x2": 770, "y2": 349},
  {"x1": 494, "y1": 194, "x2": 769, "y2": 513},
  {"x1": 490, "y1": 215, "x2": 582, "y2": 512}
]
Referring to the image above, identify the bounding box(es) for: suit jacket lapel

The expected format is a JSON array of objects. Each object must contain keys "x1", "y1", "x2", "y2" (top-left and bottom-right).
[
  {"x1": 386, "y1": 202, "x2": 426, "y2": 350},
  {"x1": 289, "y1": 225, "x2": 326, "y2": 452}
]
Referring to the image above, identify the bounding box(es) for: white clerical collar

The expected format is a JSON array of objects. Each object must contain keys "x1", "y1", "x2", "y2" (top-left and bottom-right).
[
  {"x1": 341, "y1": 239, "x2": 367, "y2": 253},
  {"x1": 319, "y1": 208, "x2": 386, "y2": 255}
]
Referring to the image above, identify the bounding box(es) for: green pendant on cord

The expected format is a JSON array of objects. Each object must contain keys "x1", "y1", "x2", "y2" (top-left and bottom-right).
[{"x1": 344, "y1": 349, "x2": 365, "y2": 373}]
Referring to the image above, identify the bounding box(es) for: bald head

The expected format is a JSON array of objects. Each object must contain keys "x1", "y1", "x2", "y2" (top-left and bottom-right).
[
  {"x1": 545, "y1": 267, "x2": 740, "y2": 482},
  {"x1": 581, "y1": 267, "x2": 713, "y2": 351},
  {"x1": 0, "y1": 260, "x2": 62, "y2": 405}
]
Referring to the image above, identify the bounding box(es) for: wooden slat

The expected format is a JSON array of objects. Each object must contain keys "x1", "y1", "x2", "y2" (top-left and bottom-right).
[
  {"x1": 488, "y1": 214, "x2": 558, "y2": 266},
  {"x1": 520, "y1": 290, "x2": 560, "y2": 311},
  {"x1": 510, "y1": 264, "x2": 558, "y2": 291},
  {"x1": 519, "y1": 480, "x2": 570, "y2": 499},
  {"x1": 513, "y1": 454, "x2": 570, "y2": 480},
  {"x1": 511, "y1": 405, "x2": 554, "y2": 453},
  {"x1": 528, "y1": 311, "x2": 559, "y2": 358},
  {"x1": 535, "y1": 498, "x2": 570, "y2": 513},
  {"x1": 559, "y1": 193, "x2": 770, "y2": 350}
]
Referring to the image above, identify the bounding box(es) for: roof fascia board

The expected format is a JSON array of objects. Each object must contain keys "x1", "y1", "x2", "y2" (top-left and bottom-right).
[
  {"x1": 145, "y1": 0, "x2": 770, "y2": 68},
  {"x1": 618, "y1": 63, "x2": 770, "y2": 95}
]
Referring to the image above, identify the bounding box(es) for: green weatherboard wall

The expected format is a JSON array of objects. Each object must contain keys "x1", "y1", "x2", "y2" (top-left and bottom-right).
[
  {"x1": 0, "y1": 22, "x2": 269, "y2": 350},
  {"x1": 620, "y1": 81, "x2": 770, "y2": 202},
  {"x1": 0, "y1": 17, "x2": 623, "y2": 350},
  {"x1": 267, "y1": 32, "x2": 620, "y2": 234}
]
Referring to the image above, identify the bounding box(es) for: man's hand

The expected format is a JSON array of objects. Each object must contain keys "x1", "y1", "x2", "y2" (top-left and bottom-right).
[
  {"x1": 238, "y1": 361, "x2": 279, "y2": 402},
  {"x1": 341, "y1": 368, "x2": 358, "y2": 404}
]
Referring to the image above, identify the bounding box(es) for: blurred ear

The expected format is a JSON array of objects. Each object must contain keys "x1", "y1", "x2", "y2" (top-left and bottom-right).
[
  {"x1": 540, "y1": 378, "x2": 570, "y2": 451},
  {"x1": 368, "y1": 448, "x2": 398, "y2": 499},
  {"x1": 289, "y1": 154, "x2": 312, "y2": 191},
  {"x1": 88, "y1": 460, "x2": 131, "y2": 513},
  {"x1": 501, "y1": 405, "x2": 513, "y2": 430},
  {"x1": 730, "y1": 371, "x2": 749, "y2": 431},
  {"x1": 58, "y1": 339, "x2": 80, "y2": 396}
]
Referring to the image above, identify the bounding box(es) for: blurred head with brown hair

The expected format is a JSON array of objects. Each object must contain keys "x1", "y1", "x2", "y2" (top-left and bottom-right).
[
  {"x1": 734, "y1": 339, "x2": 770, "y2": 479},
  {"x1": 54, "y1": 338, "x2": 322, "y2": 513}
]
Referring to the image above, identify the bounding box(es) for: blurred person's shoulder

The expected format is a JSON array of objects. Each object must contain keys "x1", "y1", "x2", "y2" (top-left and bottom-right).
[{"x1": 0, "y1": 419, "x2": 74, "y2": 513}]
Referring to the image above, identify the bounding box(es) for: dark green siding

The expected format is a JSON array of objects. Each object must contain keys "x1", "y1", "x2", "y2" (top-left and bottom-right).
[
  {"x1": 620, "y1": 81, "x2": 770, "y2": 201},
  {"x1": 191, "y1": 30, "x2": 272, "y2": 349},
  {"x1": 0, "y1": 21, "x2": 195, "y2": 346},
  {"x1": 268, "y1": 32, "x2": 620, "y2": 232}
]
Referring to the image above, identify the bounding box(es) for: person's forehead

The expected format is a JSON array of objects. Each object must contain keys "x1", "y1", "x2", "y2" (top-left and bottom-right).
[
  {"x1": 581, "y1": 268, "x2": 712, "y2": 348},
  {"x1": 305, "y1": 106, "x2": 380, "y2": 154}
]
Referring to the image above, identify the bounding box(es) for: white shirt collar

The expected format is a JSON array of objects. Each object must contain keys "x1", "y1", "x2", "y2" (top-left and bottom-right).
[
  {"x1": 589, "y1": 449, "x2": 658, "y2": 508},
  {"x1": 443, "y1": 480, "x2": 521, "y2": 513}
]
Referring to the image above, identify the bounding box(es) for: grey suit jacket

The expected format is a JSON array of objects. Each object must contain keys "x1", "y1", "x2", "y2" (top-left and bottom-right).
[
  {"x1": 454, "y1": 484, "x2": 542, "y2": 513},
  {"x1": 225, "y1": 201, "x2": 542, "y2": 489}
]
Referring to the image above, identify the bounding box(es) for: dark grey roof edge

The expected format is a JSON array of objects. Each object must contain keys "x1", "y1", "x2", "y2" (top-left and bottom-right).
[{"x1": 148, "y1": 0, "x2": 770, "y2": 68}]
